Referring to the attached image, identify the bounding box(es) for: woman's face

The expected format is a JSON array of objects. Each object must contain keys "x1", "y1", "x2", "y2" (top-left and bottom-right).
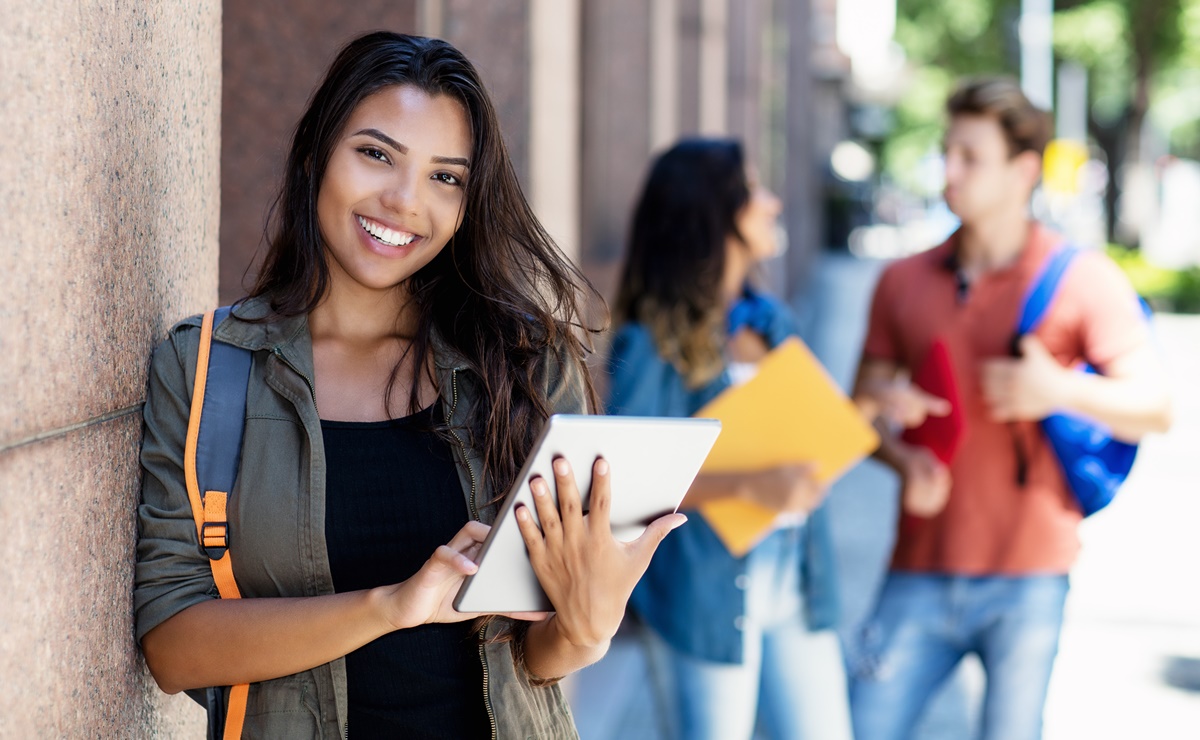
[
  {"x1": 733, "y1": 168, "x2": 782, "y2": 262},
  {"x1": 316, "y1": 84, "x2": 472, "y2": 297}
]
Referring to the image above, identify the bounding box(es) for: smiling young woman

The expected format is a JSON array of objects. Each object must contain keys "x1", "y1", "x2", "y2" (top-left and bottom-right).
[{"x1": 133, "y1": 32, "x2": 684, "y2": 739}]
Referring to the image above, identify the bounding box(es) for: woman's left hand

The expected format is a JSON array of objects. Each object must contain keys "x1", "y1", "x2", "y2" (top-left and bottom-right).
[{"x1": 514, "y1": 456, "x2": 686, "y2": 649}]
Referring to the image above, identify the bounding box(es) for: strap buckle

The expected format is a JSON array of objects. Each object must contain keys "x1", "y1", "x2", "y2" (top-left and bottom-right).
[{"x1": 201, "y1": 521, "x2": 229, "y2": 560}]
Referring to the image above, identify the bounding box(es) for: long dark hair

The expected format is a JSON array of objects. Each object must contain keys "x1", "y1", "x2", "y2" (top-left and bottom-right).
[
  {"x1": 249, "y1": 31, "x2": 600, "y2": 501},
  {"x1": 614, "y1": 138, "x2": 749, "y2": 387}
]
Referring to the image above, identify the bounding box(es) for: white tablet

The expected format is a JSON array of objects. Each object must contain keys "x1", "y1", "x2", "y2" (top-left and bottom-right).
[{"x1": 453, "y1": 414, "x2": 721, "y2": 613}]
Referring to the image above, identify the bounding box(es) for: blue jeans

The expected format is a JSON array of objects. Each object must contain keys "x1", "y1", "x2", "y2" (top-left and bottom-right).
[
  {"x1": 849, "y1": 572, "x2": 1070, "y2": 740},
  {"x1": 652, "y1": 527, "x2": 853, "y2": 740}
]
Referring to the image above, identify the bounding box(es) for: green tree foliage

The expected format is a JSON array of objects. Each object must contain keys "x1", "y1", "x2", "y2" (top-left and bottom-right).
[
  {"x1": 886, "y1": 0, "x2": 1200, "y2": 220},
  {"x1": 884, "y1": 0, "x2": 1019, "y2": 192},
  {"x1": 1054, "y1": 0, "x2": 1190, "y2": 160}
]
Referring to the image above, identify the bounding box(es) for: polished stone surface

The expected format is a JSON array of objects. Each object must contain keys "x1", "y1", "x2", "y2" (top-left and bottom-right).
[
  {"x1": 0, "y1": 1, "x2": 219, "y2": 735},
  {"x1": 0, "y1": 415, "x2": 205, "y2": 735}
]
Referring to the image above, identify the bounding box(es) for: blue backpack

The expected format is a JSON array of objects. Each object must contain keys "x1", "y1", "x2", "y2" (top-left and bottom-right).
[{"x1": 1015, "y1": 247, "x2": 1144, "y2": 516}]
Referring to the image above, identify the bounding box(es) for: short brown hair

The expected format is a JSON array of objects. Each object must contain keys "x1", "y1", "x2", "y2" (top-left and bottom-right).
[{"x1": 947, "y1": 77, "x2": 1052, "y2": 157}]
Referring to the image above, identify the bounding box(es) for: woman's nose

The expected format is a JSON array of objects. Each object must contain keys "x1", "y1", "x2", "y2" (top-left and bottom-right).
[{"x1": 380, "y1": 171, "x2": 420, "y2": 215}]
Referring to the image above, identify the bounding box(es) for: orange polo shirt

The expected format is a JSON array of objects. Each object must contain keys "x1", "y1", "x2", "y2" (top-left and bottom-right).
[{"x1": 863, "y1": 223, "x2": 1149, "y2": 574}]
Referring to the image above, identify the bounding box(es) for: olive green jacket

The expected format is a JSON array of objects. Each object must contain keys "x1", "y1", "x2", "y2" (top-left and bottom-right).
[{"x1": 135, "y1": 296, "x2": 584, "y2": 739}]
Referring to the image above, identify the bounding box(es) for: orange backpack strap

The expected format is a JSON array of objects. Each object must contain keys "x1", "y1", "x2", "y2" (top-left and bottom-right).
[{"x1": 184, "y1": 307, "x2": 253, "y2": 740}]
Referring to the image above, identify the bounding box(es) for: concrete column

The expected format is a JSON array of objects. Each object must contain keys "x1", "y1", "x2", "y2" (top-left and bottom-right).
[
  {"x1": 727, "y1": 0, "x2": 766, "y2": 161},
  {"x1": 784, "y1": 0, "x2": 823, "y2": 298},
  {"x1": 530, "y1": 0, "x2": 583, "y2": 264},
  {"x1": 699, "y1": 0, "x2": 730, "y2": 135},
  {"x1": 581, "y1": 0, "x2": 655, "y2": 300},
  {"x1": 0, "y1": 1, "x2": 221, "y2": 736},
  {"x1": 418, "y1": 0, "x2": 446, "y2": 36},
  {"x1": 650, "y1": 0, "x2": 681, "y2": 151},
  {"x1": 678, "y1": 0, "x2": 703, "y2": 134},
  {"x1": 443, "y1": 0, "x2": 532, "y2": 189}
]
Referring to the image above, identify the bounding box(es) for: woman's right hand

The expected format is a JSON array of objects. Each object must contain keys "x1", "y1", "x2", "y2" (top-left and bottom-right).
[
  {"x1": 376, "y1": 521, "x2": 491, "y2": 629},
  {"x1": 744, "y1": 462, "x2": 826, "y2": 513}
]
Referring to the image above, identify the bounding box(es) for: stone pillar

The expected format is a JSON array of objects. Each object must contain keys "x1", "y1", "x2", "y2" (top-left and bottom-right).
[
  {"x1": 727, "y1": 0, "x2": 766, "y2": 163},
  {"x1": 442, "y1": 0, "x2": 532, "y2": 190},
  {"x1": 677, "y1": 0, "x2": 704, "y2": 134},
  {"x1": 0, "y1": 1, "x2": 221, "y2": 736},
  {"x1": 580, "y1": 0, "x2": 655, "y2": 301},
  {"x1": 783, "y1": 0, "x2": 823, "y2": 299},
  {"x1": 529, "y1": 0, "x2": 583, "y2": 264},
  {"x1": 650, "y1": 0, "x2": 682, "y2": 152},
  {"x1": 698, "y1": 0, "x2": 729, "y2": 135}
]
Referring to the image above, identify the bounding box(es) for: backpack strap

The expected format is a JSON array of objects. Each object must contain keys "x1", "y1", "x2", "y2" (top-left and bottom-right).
[
  {"x1": 1017, "y1": 246, "x2": 1081, "y2": 335},
  {"x1": 183, "y1": 306, "x2": 252, "y2": 740}
]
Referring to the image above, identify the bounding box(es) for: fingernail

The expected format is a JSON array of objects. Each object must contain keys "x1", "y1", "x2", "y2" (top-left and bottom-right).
[
  {"x1": 554, "y1": 458, "x2": 569, "y2": 476},
  {"x1": 515, "y1": 505, "x2": 529, "y2": 520},
  {"x1": 595, "y1": 459, "x2": 609, "y2": 476},
  {"x1": 530, "y1": 480, "x2": 546, "y2": 497}
]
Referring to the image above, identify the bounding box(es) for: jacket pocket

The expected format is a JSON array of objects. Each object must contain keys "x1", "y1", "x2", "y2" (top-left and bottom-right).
[
  {"x1": 240, "y1": 673, "x2": 323, "y2": 739},
  {"x1": 483, "y1": 639, "x2": 580, "y2": 739}
]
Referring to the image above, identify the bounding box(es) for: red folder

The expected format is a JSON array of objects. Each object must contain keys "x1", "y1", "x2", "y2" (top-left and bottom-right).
[{"x1": 900, "y1": 338, "x2": 965, "y2": 465}]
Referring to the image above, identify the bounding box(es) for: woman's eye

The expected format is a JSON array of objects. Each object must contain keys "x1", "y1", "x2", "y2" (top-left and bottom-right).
[
  {"x1": 358, "y1": 147, "x2": 390, "y2": 163},
  {"x1": 433, "y1": 172, "x2": 463, "y2": 187}
]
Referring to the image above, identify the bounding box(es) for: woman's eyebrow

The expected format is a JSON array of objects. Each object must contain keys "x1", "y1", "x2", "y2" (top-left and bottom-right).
[
  {"x1": 352, "y1": 128, "x2": 470, "y2": 168},
  {"x1": 354, "y1": 128, "x2": 406, "y2": 153},
  {"x1": 432, "y1": 155, "x2": 471, "y2": 168}
]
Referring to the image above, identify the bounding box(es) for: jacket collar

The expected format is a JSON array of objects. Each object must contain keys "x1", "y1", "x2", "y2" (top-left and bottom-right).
[{"x1": 213, "y1": 294, "x2": 472, "y2": 372}]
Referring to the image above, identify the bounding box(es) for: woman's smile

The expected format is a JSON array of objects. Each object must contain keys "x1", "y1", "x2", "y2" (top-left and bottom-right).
[
  {"x1": 356, "y1": 214, "x2": 422, "y2": 254},
  {"x1": 316, "y1": 84, "x2": 471, "y2": 294}
]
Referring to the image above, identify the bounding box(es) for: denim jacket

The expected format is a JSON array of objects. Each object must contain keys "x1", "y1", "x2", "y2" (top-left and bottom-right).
[
  {"x1": 135, "y1": 296, "x2": 581, "y2": 739},
  {"x1": 607, "y1": 293, "x2": 840, "y2": 664}
]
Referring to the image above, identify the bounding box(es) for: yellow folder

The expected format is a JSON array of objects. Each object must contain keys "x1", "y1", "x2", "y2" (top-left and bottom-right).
[{"x1": 694, "y1": 337, "x2": 879, "y2": 556}]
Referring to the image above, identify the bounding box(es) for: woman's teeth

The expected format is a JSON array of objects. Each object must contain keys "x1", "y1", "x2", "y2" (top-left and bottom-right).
[{"x1": 357, "y1": 216, "x2": 416, "y2": 247}]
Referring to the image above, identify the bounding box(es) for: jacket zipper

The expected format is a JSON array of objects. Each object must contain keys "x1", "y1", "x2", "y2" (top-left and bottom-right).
[
  {"x1": 477, "y1": 624, "x2": 498, "y2": 740},
  {"x1": 271, "y1": 346, "x2": 319, "y2": 410},
  {"x1": 444, "y1": 369, "x2": 495, "y2": 738}
]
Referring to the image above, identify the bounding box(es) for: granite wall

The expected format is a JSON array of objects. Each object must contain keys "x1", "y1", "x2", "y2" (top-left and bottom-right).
[{"x1": 0, "y1": 1, "x2": 221, "y2": 736}]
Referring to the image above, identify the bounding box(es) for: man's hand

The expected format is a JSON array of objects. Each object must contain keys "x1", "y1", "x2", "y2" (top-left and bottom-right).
[
  {"x1": 857, "y1": 379, "x2": 952, "y2": 429},
  {"x1": 899, "y1": 445, "x2": 952, "y2": 517},
  {"x1": 980, "y1": 335, "x2": 1070, "y2": 422}
]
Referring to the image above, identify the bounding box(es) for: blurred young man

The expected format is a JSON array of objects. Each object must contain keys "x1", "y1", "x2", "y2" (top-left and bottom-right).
[{"x1": 849, "y1": 78, "x2": 1172, "y2": 740}]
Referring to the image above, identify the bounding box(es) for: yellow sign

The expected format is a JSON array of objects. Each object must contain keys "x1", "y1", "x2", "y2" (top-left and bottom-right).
[{"x1": 1043, "y1": 139, "x2": 1089, "y2": 195}]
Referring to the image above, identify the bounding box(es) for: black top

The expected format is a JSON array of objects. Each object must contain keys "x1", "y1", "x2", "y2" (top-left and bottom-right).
[{"x1": 322, "y1": 404, "x2": 490, "y2": 739}]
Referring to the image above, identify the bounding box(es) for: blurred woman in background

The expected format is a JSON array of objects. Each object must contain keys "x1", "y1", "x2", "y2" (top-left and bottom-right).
[{"x1": 604, "y1": 138, "x2": 854, "y2": 740}]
